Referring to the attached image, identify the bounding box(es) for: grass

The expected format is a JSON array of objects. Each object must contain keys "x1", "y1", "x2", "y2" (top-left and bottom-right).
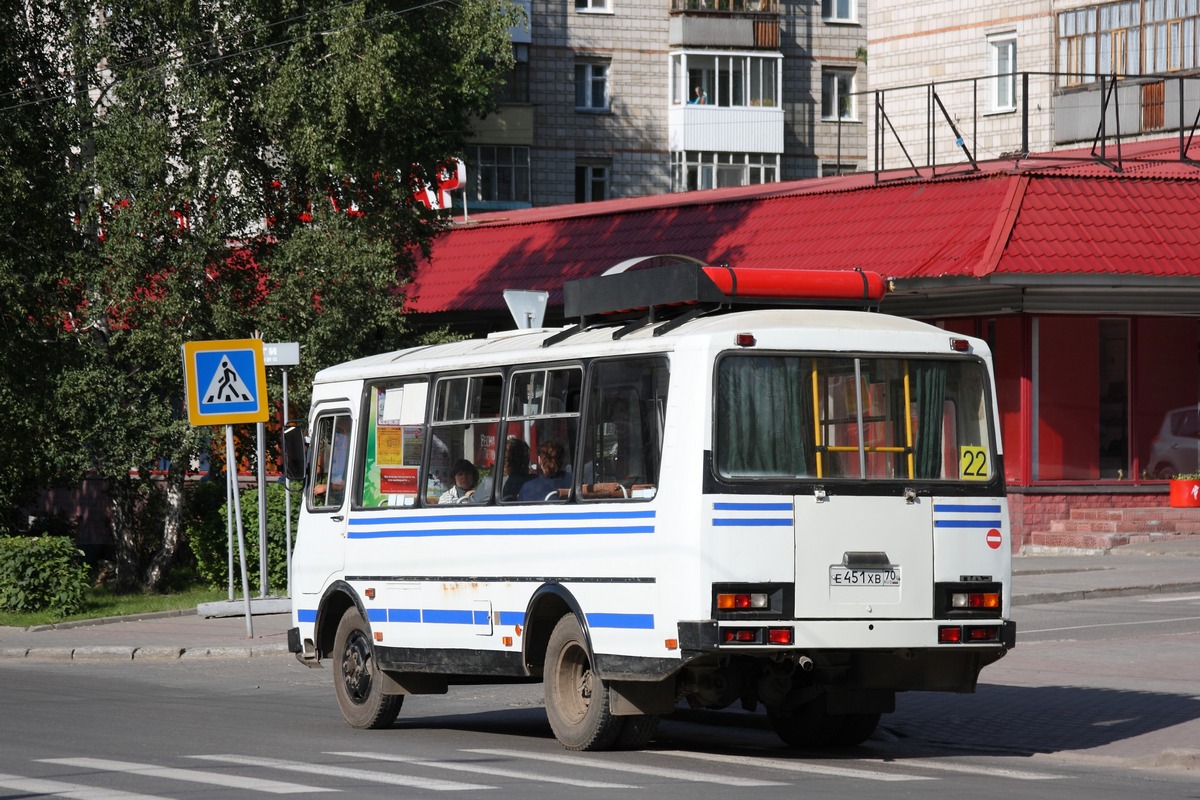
[{"x1": 0, "y1": 584, "x2": 228, "y2": 628}]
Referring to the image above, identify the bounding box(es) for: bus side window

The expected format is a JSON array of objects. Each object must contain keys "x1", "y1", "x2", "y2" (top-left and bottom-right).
[
  {"x1": 310, "y1": 413, "x2": 351, "y2": 510},
  {"x1": 504, "y1": 366, "x2": 583, "y2": 503},
  {"x1": 426, "y1": 374, "x2": 503, "y2": 505},
  {"x1": 580, "y1": 357, "x2": 669, "y2": 501}
]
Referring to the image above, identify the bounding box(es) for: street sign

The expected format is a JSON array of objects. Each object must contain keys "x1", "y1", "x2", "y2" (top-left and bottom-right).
[
  {"x1": 182, "y1": 339, "x2": 269, "y2": 426},
  {"x1": 263, "y1": 341, "x2": 300, "y2": 367}
]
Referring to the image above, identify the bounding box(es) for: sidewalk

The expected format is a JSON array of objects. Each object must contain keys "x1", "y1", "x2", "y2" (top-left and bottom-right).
[{"x1": 1, "y1": 540, "x2": 1198, "y2": 662}]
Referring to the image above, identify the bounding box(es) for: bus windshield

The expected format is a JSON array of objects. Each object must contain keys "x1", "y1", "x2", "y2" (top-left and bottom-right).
[{"x1": 716, "y1": 354, "x2": 995, "y2": 482}]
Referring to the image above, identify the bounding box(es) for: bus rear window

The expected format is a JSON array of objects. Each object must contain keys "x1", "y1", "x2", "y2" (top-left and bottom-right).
[{"x1": 716, "y1": 354, "x2": 995, "y2": 482}]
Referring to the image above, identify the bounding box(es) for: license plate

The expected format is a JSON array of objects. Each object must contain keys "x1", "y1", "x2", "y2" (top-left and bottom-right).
[{"x1": 829, "y1": 566, "x2": 901, "y2": 587}]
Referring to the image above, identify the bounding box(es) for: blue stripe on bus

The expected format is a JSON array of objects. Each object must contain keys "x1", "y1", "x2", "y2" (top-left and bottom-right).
[
  {"x1": 422, "y1": 608, "x2": 475, "y2": 625},
  {"x1": 712, "y1": 502, "x2": 794, "y2": 512},
  {"x1": 366, "y1": 608, "x2": 386, "y2": 623},
  {"x1": 349, "y1": 511, "x2": 656, "y2": 526},
  {"x1": 297, "y1": 609, "x2": 317, "y2": 623},
  {"x1": 388, "y1": 608, "x2": 420, "y2": 623},
  {"x1": 933, "y1": 504, "x2": 1003, "y2": 514},
  {"x1": 712, "y1": 518, "x2": 793, "y2": 527},
  {"x1": 586, "y1": 613, "x2": 655, "y2": 629},
  {"x1": 348, "y1": 525, "x2": 655, "y2": 539},
  {"x1": 934, "y1": 519, "x2": 1002, "y2": 528},
  {"x1": 498, "y1": 611, "x2": 526, "y2": 626}
]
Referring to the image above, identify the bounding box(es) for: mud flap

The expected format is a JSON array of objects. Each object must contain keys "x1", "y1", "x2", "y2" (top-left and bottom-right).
[{"x1": 609, "y1": 678, "x2": 677, "y2": 716}]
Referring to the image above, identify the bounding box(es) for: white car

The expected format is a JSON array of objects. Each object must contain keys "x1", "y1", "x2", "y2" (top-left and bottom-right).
[{"x1": 1148, "y1": 406, "x2": 1200, "y2": 478}]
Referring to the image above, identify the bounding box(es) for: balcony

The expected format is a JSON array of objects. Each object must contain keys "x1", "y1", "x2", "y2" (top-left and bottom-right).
[
  {"x1": 669, "y1": 0, "x2": 780, "y2": 50},
  {"x1": 669, "y1": 104, "x2": 784, "y2": 153}
]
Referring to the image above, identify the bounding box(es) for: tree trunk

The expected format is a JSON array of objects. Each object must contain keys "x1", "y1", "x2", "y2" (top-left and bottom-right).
[
  {"x1": 108, "y1": 473, "x2": 141, "y2": 593},
  {"x1": 144, "y1": 464, "x2": 185, "y2": 592}
]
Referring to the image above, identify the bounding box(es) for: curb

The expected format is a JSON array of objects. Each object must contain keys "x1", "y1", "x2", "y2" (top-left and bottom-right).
[
  {"x1": 1013, "y1": 581, "x2": 1200, "y2": 606},
  {"x1": 0, "y1": 644, "x2": 290, "y2": 661}
]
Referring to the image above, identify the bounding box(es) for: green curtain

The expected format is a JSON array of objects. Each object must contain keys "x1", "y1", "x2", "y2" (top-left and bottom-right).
[
  {"x1": 717, "y1": 356, "x2": 814, "y2": 477},
  {"x1": 912, "y1": 361, "x2": 948, "y2": 479}
]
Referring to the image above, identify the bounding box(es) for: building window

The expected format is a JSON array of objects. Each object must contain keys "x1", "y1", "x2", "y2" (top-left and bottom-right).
[
  {"x1": 575, "y1": 0, "x2": 609, "y2": 11},
  {"x1": 467, "y1": 145, "x2": 530, "y2": 204},
  {"x1": 575, "y1": 62, "x2": 609, "y2": 110},
  {"x1": 575, "y1": 162, "x2": 609, "y2": 202},
  {"x1": 1056, "y1": 2, "x2": 1143, "y2": 86},
  {"x1": 671, "y1": 151, "x2": 779, "y2": 192},
  {"x1": 821, "y1": 67, "x2": 856, "y2": 121},
  {"x1": 671, "y1": 52, "x2": 781, "y2": 107},
  {"x1": 821, "y1": 162, "x2": 856, "y2": 177},
  {"x1": 990, "y1": 34, "x2": 1017, "y2": 111},
  {"x1": 495, "y1": 43, "x2": 530, "y2": 103},
  {"x1": 822, "y1": 0, "x2": 855, "y2": 23}
]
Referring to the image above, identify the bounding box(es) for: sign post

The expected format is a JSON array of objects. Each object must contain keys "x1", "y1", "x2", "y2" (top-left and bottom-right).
[
  {"x1": 264, "y1": 342, "x2": 301, "y2": 597},
  {"x1": 182, "y1": 339, "x2": 268, "y2": 637}
]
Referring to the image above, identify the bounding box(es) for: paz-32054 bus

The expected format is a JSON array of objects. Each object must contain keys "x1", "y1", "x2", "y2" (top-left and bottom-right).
[{"x1": 285, "y1": 262, "x2": 1016, "y2": 751}]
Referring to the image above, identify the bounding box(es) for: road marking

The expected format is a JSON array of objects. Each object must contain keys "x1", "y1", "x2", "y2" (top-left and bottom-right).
[
  {"x1": 189, "y1": 754, "x2": 487, "y2": 792},
  {"x1": 0, "y1": 772, "x2": 170, "y2": 800},
  {"x1": 851, "y1": 759, "x2": 1062, "y2": 781},
  {"x1": 1022, "y1": 615, "x2": 1200, "y2": 634},
  {"x1": 655, "y1": 749, "x2": 931, "y2": 782},
  {"x1": 465, "y1": 748, "x2": 786, "y2": 786},
  {"x1": 332, "y1": 751, "x2": 639, "y2": 789},
  {"x1": 1141, "y1": 595, "x2": 1200, "y2": 603},
  {"x1": 39, "y1": 759, "x2": 327, "y2": 795}
]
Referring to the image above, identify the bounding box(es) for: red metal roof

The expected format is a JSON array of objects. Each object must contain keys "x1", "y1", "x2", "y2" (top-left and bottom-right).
[{"x1": 407, "y1": 138, "x2": 1200, "y2": 314}]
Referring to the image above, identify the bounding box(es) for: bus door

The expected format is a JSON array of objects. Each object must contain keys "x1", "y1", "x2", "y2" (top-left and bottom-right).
[
  {"x1": 298, "y1": 406, "x2": 352, "y2": 594},
  {"x1": 791, "y1": 355, "x2": 941, "y2": 619}
]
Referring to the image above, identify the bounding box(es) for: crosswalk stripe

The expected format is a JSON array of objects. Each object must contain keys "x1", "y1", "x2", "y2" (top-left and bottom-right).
[
  {"x1": 332, "y1": 751, "x2": 640, "y2": 789},
  {"x1": 38, "y1": 759, "x2": 328, "y2": 795},
  {"x1": 655, "y1": 749, "x2": 932, "y2": 782},
  {"x1": 463, "y1": 748, "x2": 787, "y2": 786},
  {"x1": 0, "y1": 772, "x2": 169, "y2": 800},
  {"x1": 859, "y1": 759, "x2": 1062, "y2": 780},
  {"x1": 189, "y1": 754, "x2": 489, "y2": 792}
]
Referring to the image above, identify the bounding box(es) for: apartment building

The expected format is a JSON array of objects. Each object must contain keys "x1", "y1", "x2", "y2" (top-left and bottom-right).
[
  {"x1": 462, "y1": 0, "x2": 868, "y2": 211},
  {"x1": 867, "y1": 0, "x2": 1200, "y2": 172}
]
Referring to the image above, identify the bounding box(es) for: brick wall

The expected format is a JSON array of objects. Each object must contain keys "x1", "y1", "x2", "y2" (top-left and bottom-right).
[{"x1": 1008, "y1": 490, "x2": 1168, "y2": 550}]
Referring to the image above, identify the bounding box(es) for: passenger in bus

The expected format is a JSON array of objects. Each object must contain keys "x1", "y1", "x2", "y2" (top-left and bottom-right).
[
  {"x1": 518, "y1": 440, "x2": 572, "y2": 501},
  {"x1": 501, "y1": 437, "x2": 534, "y2": 500},
  {"x1": 438, "y1": 459, "x2": 479, "y2": 504}
]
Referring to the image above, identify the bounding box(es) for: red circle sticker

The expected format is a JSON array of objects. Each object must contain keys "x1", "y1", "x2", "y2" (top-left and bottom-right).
[{"x1": 986, "y1": 529, "x2": 1003, "y2": 550}]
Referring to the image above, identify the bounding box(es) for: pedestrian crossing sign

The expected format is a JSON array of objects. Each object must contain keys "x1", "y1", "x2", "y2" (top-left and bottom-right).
[{"x1": 182, "y1": 339, "x2": 269, "y2": 426}]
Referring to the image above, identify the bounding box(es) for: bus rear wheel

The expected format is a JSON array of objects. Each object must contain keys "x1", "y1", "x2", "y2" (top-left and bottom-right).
[
  {"x1": 767, "y1": 694, "x2": 880, "y2": 748},
  {"x1": 544, "y1": 614, "x2": 626, "y2": 751},
  {"x1": 332, "y1": 606, "x2": 404, "y2": 729}
]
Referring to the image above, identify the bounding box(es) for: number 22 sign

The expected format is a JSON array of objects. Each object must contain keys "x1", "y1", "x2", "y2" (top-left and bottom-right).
[{"x1": 959, "y1": 446, "x2": 990, "y2": 481}]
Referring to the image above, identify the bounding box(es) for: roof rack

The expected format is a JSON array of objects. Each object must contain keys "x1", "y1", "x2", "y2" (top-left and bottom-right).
[{"x1": 546, "y1": 260, "x2": 891, "y2": 346}]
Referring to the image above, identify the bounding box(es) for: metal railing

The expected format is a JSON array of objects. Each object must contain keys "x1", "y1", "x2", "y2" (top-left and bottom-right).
[{"x1": 831, "y1": 71, "x2": 1200, "y2": 182}]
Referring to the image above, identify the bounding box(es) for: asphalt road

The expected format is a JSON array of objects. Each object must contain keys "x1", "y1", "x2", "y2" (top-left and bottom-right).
[{"x1": 0, "y1": 593, "x2": 1196, "y2": 800}]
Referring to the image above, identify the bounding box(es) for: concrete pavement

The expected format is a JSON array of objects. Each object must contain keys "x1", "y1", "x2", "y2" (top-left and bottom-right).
[{"x1": 1, "y1": 540, "x2": 1198, "y2": 661}]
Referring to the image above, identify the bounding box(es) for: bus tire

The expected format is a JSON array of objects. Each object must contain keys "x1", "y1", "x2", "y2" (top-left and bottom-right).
[
  {"x1": 767, "y1": 694, "x2": 880, "y2": 748},
  {"x1": 544, "y1": 614, "x2": 624, "y2": 751},
  {"x1": 332, "y1": 606, "x2": 403, "y2": 729},
  {"x1": 614, "y1": 713, "x2": 660, "y2": 749}
]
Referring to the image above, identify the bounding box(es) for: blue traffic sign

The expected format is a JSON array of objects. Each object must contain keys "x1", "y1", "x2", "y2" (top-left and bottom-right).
[{"x1": 182, "y1": 339, "x2": 268, "y2": 426}]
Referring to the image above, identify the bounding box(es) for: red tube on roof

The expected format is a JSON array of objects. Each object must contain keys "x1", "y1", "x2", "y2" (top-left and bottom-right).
[{"x1": 701, "y1": 266, "x2": 890, "y2": 303}]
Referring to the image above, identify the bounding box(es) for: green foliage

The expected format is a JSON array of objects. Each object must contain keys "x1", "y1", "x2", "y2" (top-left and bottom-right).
[
  {"x1": 0, "y1": 536, "x2": 90, "y2": 617},
  {"x1": 189, "y1": 482, "x2": 300, "y2": 595}
]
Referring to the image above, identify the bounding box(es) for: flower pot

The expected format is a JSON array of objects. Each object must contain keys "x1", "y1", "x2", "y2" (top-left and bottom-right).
[{"x1": 1169, "y1": 478, "x2": 1200, "y2": 508}]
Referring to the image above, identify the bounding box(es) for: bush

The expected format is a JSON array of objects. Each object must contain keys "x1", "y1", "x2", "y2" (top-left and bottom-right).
[
  {"x1": 0, "y1": 536, "x2": 89, "y2": 616},
  {"x1": 188, "y1": 481, "x2": 299, "y2": 595}
]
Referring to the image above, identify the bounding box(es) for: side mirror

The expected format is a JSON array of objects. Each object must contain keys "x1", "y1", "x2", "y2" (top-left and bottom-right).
[{"x1": 282, "y1": 422, "x2": 307, "y2": 482}]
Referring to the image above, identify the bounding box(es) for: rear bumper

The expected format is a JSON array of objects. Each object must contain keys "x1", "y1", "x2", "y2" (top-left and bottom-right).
[{"x1": 679, "y1": 618, "x2": 1016, "y2": 652}]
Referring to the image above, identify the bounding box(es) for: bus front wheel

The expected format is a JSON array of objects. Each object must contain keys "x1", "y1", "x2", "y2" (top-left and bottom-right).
[
  {"x1": 332, "y1": 606, "x2": 404, "y2": 729},
  {"x1": 544, "y1": 614, "x2": 625, "y2": 751}
]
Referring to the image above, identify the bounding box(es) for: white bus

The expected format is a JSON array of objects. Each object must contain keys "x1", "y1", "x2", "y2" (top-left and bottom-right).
[{"x1": 286, "y1": 262, "x2": 1016, "y2": 751}]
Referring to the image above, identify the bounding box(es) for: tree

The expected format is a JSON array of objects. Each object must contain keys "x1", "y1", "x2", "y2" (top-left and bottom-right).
[{"x1": 1, "y1": 0, "x2": 521, "y2": 590}]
